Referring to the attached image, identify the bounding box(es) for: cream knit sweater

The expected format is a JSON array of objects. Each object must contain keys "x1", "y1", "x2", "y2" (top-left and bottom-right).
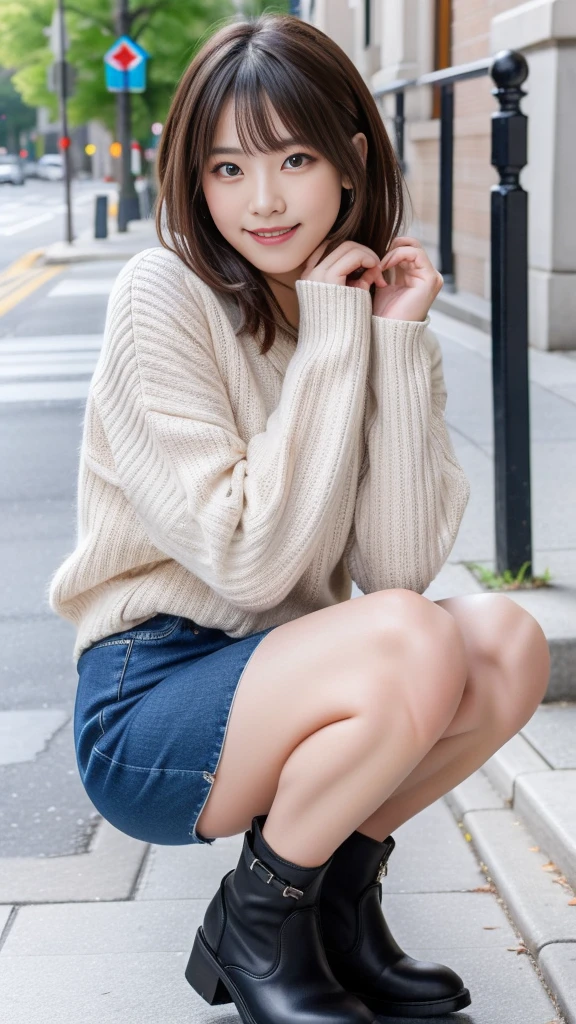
[{"x1": 48, "y1": 246, "x2": 470, "y2": 665}]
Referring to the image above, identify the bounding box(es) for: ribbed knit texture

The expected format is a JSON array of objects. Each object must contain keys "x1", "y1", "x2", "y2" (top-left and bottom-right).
[{"x1": 47, "y1": 246, "x2": 470, "y2": 665}]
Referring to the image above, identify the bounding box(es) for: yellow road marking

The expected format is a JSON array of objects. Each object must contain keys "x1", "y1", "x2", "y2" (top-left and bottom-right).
[
  {"x1": 0, "y1": 262, "x2": 64, "y2": 318},
  {"x1": 2, "y1": 248, "x2": 45, "y2": 277}
]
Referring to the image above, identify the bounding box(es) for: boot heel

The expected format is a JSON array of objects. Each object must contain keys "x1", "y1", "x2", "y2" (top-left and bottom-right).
[{"x1": 185, "y1": 928, "x2": 233, "y2": 1005}]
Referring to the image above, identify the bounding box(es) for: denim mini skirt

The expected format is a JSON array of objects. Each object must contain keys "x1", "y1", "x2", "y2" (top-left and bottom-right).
[{"x1": 74, "y1": 613, "x2": 278, "y2": 846}]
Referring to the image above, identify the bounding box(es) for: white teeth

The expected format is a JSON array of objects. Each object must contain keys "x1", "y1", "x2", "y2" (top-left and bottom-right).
[{"x1": 254, "y1": 227, "x2": 293, "y2": 237}]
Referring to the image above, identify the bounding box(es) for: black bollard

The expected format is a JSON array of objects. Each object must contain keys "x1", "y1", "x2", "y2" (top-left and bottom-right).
[
  {"x1": 94, "y1": 195, "x2": 108, "y2": 239},
  {"x1": 490, "y1": 49, "x2": 532, "y2": 578}
]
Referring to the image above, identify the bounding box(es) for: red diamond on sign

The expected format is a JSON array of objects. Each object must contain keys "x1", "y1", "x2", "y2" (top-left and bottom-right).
[{"x1": 113, "y1": 43, "x2": 138, "y2": 70}]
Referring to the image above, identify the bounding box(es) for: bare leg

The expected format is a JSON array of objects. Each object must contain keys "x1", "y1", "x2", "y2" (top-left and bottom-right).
[
  {"x1": 196, "y1": 589, "x2": 468, "y2": 866},
  {"x1": 357, "y1": 594, "x2": 550, "y2": 840}
]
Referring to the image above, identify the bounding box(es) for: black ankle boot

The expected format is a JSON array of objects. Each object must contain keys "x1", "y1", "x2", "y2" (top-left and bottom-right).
[
  {"x1": 319, "y1": 831, "x2": 471, "y2": 1018},
  {"x1": 186, "y1": 815, "x2": 376, "y2": 1024}
]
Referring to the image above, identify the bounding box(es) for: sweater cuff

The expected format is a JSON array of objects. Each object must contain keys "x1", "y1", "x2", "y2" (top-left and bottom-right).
[
  {"x1": 371, "y1": 313, "x2": 431, "y2": 344},
  {"x1": 295, "y1": 279, "x2": 372, "y2": 356}
]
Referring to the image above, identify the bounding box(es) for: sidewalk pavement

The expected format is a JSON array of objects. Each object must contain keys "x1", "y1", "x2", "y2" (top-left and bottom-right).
[
  {"x1": 0, "y1": 221, "x2": 574, "y2": 1022},
  {"x1": 41, "y1": 216, "x2": 159, "y2": 264},
  {"x1": 0, "y1": 798, "x2": 564, "y2": 1023}
]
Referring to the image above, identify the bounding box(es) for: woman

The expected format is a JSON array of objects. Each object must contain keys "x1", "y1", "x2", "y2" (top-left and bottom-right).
[{"x1": 48, "y1": 13, "x2": 549, "y2": 1024}]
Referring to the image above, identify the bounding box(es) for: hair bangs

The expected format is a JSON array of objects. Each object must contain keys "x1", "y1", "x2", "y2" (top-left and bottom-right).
[{"x1": 155, "y1": 13, "x2": 409, "y2": 355}]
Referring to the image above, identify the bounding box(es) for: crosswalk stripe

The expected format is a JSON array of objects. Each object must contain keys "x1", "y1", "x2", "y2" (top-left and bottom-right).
[
  {"x1": 0, "y1": 332, "x2": 102, "y2": 401},
  {"x1": 47, "y1": 279, "x2": 116, "y2": 298}
]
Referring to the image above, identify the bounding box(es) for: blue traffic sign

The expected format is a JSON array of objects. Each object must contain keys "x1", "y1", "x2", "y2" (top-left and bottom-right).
[{"x1": 104, "y1": 35, "x2": 149, "y2": 93}]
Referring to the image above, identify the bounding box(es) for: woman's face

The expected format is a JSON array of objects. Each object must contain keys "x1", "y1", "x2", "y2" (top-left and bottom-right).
[{"x1": 201, "y1": 95, "x2": 366, "y2": 282}]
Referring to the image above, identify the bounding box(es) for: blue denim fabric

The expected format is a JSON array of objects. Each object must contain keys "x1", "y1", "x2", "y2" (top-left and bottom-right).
[{"x1": 74, "y1": 613, "x2": 277, "y2": 846}]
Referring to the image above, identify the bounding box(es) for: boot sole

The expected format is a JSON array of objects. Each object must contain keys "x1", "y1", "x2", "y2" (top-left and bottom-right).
[
  {"x1": 185, "y1": 926, "x2": 258, "y2": 1024},
  {"x1": 353, "y1": 986, "x2": 471, "y2": 1018}
]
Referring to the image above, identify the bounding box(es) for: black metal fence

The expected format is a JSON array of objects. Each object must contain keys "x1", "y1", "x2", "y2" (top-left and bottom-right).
[{"x1": 374, "y1": 51, "x2": 532, "y2": 579}]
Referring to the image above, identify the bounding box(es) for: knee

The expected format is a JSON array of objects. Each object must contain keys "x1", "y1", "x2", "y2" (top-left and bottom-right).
[
  {"x1": 361, "y1": 589, "x2": 469, "y2": 746},
  {"x1": 471, "y1": 595, "x2": 550, "y2": 730}
]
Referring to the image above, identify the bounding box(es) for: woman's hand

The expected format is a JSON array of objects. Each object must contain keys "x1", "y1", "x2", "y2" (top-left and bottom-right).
[
  {"x1": 372, "y1": 236, "x2": 443, "y2": 322},
  {"x1": 300, "y1": 239, "x2": 388, "y2": 290}
]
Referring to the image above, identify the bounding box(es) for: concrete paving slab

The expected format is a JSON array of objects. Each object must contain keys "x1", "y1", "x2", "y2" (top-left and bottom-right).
[
  {"x1": 137, "y1": 802, "x2": 486, "y2": 900},
  {"x1": 136, "y1": 836, "x2": 243, "y2": 900},
  {"x1": 0, "y1": 943, "x2": 558, "y2": 1024},
  {"x1": 483, "y1": 733, "x2": 551, "y2": 802},
  {"x1": 379, "y1": 800, "x2": 486, "y2": 894},
  {"x1": 405, "y1": 947, "x2": 559, "y2": 1024},
  {"x1": 422, "y1": 560, "x2": 484, "y2": 602},
  {"x1": 522, "y1": 705, "x2": 576, "y2": 769},
  {"x1": 0, "y1": 821, "x2": 148, "y2": 904},
  {"x1": 381, "y1": 890, "x2": 518, "y2": 949},
  {"x1": 540, "y1": 943, "x2": 576, "y2": 1024},
  {"x1": 0, "y1": 893, "x2": 517, "y2": 958},
  {"x1": 2, "y1": 899, "x2": 207, "y2": 955},
  {"x1": 445, "y1": 769, "x2": 506, "y2": 818},
  {"x1": 0, "y1": 709, "x2": 68, "y2": 764},
  {"x1": 515, "y1": 772, "x2": 576, "y2": 889},
  {"x1": 463, "y1": 808, "x2": 576, "y2": 951},
  {"x1": 447, "y1": 435, "x2": 495, "y2": 563},
  {"x1": 0, "y1": 905, "x2": 13, "y2": 938}
]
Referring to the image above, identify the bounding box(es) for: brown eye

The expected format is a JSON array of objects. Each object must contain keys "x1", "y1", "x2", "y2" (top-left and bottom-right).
[{"x1": 212, "y1": 163, "x2": 241, "y2": 177}]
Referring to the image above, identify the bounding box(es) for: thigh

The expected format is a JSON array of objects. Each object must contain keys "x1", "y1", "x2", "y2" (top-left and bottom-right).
[{"x1": 197, "y1": 589, "x2": 466, "y2": 839}]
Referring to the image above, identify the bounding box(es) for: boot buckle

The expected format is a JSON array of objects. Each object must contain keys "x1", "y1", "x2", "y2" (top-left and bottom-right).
[
  {"x1": 376, "y1": 859, "x2": 388, "y2": 882},
  {"x1": 250, "y1": 857, "x2": 274, "y2": 884},
  {"x1": 249, "y1": 857, "x2": 304, "y2": 899},
  {"x1": 283, "y1": 885, "x2": 305, "y2": 900}
]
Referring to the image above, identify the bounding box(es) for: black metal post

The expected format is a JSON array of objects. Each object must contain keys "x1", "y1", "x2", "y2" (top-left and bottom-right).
[
  {"x1": 490, "y1": 50, "x2": 532, "y2": 577},
  {"x1": 439, "y1": 82, "x2": 454, "y2": 290},
  {"x1": 394, "y1": 91, "x2": 405, "y2": 174},
  {"x1": 95, "y1": 195, "x2": 108, "y2": 238},
  {"x1": 115, "y1": 0, "x2": 140, "y2": 232},
  {"x1": 57, "y1": 0, "x2": 73, "y2": 244}
]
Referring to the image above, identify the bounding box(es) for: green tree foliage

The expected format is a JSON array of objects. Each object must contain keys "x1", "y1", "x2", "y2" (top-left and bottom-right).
[
  {"x1": 0, "y1": 0, "x2": 256, "y2": 142},
  {"x1": 0, "y1": 69, "x2": 36, "y2": 151}
]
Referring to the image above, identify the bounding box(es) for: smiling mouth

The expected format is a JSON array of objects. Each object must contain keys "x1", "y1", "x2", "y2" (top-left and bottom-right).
[{"x1": 248, "y1": 225, "x2": 298, "y2": 237}]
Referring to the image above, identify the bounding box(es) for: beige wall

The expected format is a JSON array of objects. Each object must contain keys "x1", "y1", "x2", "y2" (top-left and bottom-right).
[{"x1": 304, "y1": 0, "x2": 526, "y2": 302}]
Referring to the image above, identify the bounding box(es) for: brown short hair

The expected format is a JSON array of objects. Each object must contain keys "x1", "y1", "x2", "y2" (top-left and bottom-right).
[{"x1": 155, "y1": 13, "x2": 408, "y2": 354}]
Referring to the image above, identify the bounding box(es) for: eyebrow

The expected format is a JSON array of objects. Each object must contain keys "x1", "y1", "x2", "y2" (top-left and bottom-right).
[{"x1": 209, "y1": 137, "x2": 303, "y2": 157}]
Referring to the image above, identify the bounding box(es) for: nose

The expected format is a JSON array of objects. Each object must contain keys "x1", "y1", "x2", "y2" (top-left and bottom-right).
[{"x1": 247, "y1": 173, "x2": 286, "y2": 218}]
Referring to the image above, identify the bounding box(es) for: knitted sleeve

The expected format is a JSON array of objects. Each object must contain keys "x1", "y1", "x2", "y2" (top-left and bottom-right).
[
  {"x1": 344, "y1": 314, "x2": 471, "y2": 595},
  {"x1": 92, "y1": 250, "x2": 372, "y2": 612}
]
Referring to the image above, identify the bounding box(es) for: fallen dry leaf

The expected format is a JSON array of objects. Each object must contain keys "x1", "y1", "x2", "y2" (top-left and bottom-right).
[
  {"x1": 472, "y1": 884, "x2": 496, "y2": 893},
  {"x1": 507, "y1": 945, "x2": 529, "y2": 955},
  {"x1": 541, "y1": 862, "x2": 558, "y2": 872},
  {"x1": 483, "y1": 926, "x2": 500, "y2": 930},
  {"x1": 568, "y1": 897, "x2": 576, "y2": 906},
  {"x1": 528, "y1": 845, "x2": 540, "y2": 852},
  {"x1": 464, "y1": 832, "x2": 472, "y2": 842},
  {"x1": 552, "y1": 876, "x2": 571, "y2": 889}
]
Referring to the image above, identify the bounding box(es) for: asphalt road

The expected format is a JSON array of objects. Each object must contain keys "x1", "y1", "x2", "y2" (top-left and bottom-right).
[
  {"x1": 0, "y1": 203, "x2": 145, "y2": 857},
  {"x1": 0, "y1": 177, "x2": 117, "y2": 271}
]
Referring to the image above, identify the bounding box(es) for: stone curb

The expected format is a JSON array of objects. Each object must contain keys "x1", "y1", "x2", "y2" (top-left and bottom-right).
[
  {"x1": 41, "y1": 219, "x2": 159, "y2": 265},
  {"x1": 446, "y1": 770, "x2": 576, "y2": 1023},
  {"x1": 482, "y1": 735, "x2": 576, "y2": 891},
  {"x1": 0, "y1": 821, "x2": 148, "y2": 904}
]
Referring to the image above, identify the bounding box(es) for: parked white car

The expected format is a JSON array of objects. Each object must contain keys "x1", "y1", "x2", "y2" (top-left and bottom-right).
[
  {"x1": 0, "y1": 154, "x2": 25, "y2": 186},
  {"x1": 37, "y1": 154, "x2": 65, "y2": 181}
]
